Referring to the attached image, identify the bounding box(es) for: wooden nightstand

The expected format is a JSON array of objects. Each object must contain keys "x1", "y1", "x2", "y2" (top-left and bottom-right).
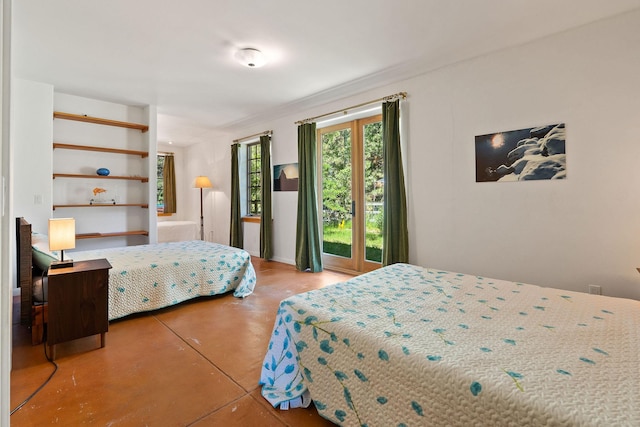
[{"x1": 47, "y1": 258, "x2": 112, "y2": 359}]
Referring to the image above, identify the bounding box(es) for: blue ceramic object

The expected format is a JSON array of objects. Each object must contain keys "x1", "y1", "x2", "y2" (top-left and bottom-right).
[{"x1": 96, "y1": 168, "x2": 110, "y2": 176}]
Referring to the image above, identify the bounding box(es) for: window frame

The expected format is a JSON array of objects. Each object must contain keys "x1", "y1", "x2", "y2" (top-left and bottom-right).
[
  {"x1": 156, "y1": 154, "x2": 171, "y2": 216},
  {"x1": 246, "y1": 142, "x2": 262, "y2": 216}
]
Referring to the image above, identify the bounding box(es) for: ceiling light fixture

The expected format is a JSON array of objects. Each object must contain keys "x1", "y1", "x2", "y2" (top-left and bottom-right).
[{"x1": 235, "y1": 48, "x2": 267, "y2": 68}]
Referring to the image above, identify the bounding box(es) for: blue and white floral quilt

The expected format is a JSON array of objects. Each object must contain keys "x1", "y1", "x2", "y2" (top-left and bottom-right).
[
  {"x1": 73, "y1": 240, "x2": 256, "y2": 320},
  {"x1": 260, "y1": 263, "x2": 640, "y2": 426}
]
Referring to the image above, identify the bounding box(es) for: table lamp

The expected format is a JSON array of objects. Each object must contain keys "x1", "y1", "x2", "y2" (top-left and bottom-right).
[{"x1": 48, "y1": 218, "x2": 76, "y2": 269}]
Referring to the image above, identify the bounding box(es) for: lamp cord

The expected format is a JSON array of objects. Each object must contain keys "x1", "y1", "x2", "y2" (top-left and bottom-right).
[{"x1": 10, "y1": 269, "x2": 58, "y2": 416}]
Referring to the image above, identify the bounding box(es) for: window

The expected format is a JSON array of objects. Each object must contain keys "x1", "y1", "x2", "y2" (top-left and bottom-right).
[
  {"x1": 247, "y1": 142, "x2": 261, "y2": 215},
  {"x1": 157, "y1": 154, "x2": 166, "y2": 214}
]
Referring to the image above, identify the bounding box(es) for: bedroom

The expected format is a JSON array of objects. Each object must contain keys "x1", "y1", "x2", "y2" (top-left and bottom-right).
[{"x1": 2, "y1": 0, "x2": 640, "y2": 425}]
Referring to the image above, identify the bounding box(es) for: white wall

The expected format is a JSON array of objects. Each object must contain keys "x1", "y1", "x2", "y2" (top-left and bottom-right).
[
  {"x1": 1, "y1": 0, "x2": 11, "y2": 422},
  {"x1": 184, "y1": 130, "x2": 231, "y2": 244},
  {"x1": 11, "y1": 79, "x2": 53, "y2": 233},
  {"x1": 413, "y1": 9, "x2": 640, "y2": 300},
  {"x1": 199, "y1": 9, "x2": 640, "y2": 300},
  {"x1": 144, "y1": 104, "x2": 158, "y2": 242}
]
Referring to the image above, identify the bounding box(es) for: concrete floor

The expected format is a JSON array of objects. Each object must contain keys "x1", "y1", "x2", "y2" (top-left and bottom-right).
[{"x1": 10, "y1": 258, "x2": 353, "y2": 426}]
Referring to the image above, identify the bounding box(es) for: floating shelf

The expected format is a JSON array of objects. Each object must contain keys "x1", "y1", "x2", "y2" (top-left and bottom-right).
[
  {"x1": 53, "y1": 173, "x2": 149, "y2": 182},
  {"x1": 53, "y1": 110, "x2": 150, "y2": 243},
  {"x1": 76, "y1": 230, "x2": 149, "y2": 240},
  {"x1": 53, "y1": 111, "x2": 149, "y2": 133},
  {"x1": 53, "y1": 204, "x2": 149, "y2": 210},
  {"x1": 53, "y1": 143, "x2": 148, "y2": 158}
]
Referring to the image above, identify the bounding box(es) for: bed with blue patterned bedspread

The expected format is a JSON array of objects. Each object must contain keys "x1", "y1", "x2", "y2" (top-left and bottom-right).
[
  {"x1": 72, "y1": 240, "x2": 256, "y2": 320},
  {"x1": 259, "y1": 263, "x2": 640, "y2": 426}
]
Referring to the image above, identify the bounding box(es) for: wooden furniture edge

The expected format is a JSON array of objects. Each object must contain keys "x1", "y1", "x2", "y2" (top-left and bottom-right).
[
  {"x1": 53, "y1": 173, "x2": 149, "y2": 182},
  {"x1": 53, "y1": 142, "x2": 148, "y2": 158},
  {"x1": 53, "y1": 111, "x2": 149, "y2": 133},
  {"x1": 76, "y1": 230, "x2": 149, "y2": 239},
  {"x1": 53, "y1": 204, "x2": 149, "y2": 210},
  {"x1": 16, "y1": 217, "x2": 32, "y2": 326}
]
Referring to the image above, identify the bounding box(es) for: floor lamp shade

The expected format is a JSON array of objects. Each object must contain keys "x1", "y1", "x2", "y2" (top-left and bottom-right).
[
  {"x1": 195, "y1": 176, "x2": 212, "y2": 189},
  {"x1": 195, "y1": 176, "x2": 212, "y2": 240}
]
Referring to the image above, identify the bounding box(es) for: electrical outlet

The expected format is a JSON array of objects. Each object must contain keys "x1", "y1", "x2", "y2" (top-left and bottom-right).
[{"x1": 588, "y1": 284, "x2": 602, "y2": 295}]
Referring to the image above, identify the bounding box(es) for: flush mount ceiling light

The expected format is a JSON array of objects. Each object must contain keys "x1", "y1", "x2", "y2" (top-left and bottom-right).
[{"x1": 235, "y1": 48, "x2": 267, "y2": 68}]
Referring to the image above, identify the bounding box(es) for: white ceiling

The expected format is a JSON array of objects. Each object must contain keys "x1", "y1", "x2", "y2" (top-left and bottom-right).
[{"x1": 12, "y1": 0, "x2": 640, "y2": 146}]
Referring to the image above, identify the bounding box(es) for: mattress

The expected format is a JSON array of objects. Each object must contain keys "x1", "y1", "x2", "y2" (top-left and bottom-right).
[
  {"x1": 72, "y1": 240, "x2": 256, "y2": 320},
  {"x1": 157, "y1": 220, "x2": 199, "y2": 242},
  {"x1": 260, "y1": 263, "x2": 640, "y2": 426}
]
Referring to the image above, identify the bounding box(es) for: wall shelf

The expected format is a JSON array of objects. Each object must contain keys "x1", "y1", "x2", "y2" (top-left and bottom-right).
[
  {"x1": 53, "y1": 204, "x2": 149, "y2": 210},
  {"x1": 53, "y1": 173, "x2": 149, "y2": 182},
  {"x1": 53, "y1": 143, "x2": 149, "y2": 158},
  {"x1": 76, "y1": 231, "x2": 149, "y2": 240},
  {"x1": 53, "y1": 109, "x2": 150, "y2": 246},
  {"x1": 53, "y1": 111, "x2": 149, "y2": 133}
]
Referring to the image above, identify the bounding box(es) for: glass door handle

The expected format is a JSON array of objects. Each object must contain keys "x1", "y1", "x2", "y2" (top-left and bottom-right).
[{"x1": 351, "y1": 201, "x2": 355, "y2": 217}]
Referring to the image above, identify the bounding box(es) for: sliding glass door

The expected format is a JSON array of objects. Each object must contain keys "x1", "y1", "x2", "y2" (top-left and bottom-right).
[{"x1": 318, "y1": 115, "x2": 383, "y2": 273}]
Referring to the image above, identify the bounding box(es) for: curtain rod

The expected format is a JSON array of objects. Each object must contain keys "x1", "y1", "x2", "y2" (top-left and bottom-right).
[
  {"x1": 158, "y1": 151, "x2": 174, "y2": 155},
  {"x1": 232, "y1": 130, "x2": 273, "y2": 143},
  {"x1": 294, "y1": 91, "x2": 407, "y2": 125}
]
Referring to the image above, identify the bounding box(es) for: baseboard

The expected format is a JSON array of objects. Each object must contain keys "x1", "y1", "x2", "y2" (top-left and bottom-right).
[{"x1": 271, "y1": 256, "x2": 295, "y2": 266}]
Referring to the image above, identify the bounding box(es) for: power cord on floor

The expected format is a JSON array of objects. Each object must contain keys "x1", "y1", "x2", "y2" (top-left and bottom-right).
[
  {"x1": 10, "y1": 342, "x2": 58, "y2": 415},
  {"x1": 10, "y1": 269, "x2": 58, "y2": 416}
]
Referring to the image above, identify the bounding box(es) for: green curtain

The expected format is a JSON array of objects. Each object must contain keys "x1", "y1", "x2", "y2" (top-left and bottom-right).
[
  {"x1": 260, "y1": 135, "x2": 273, "y2": 260},
  {"x1": 295, "y1": 123, "x2": 323, "y2": 272},
  {"x1": 230, "y1": 144, "x2": 243, "y2": 248},
  {"x1": 162, "y1": 154, "x2": 177, "y2": 214},
  {"x1": 382, "y1": 99, "x2": 409, "y2": 266}
]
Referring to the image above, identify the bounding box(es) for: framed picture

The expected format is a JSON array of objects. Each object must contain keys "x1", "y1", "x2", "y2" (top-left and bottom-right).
[
  {"x1": 274, "y1": 163, "x2": 299, "y2": 191},
  {"x1": 475, "y1": 123, "x2": 566, "y2": 182}
]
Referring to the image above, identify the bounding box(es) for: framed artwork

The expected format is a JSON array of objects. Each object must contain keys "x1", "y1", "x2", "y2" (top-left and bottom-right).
[
  {"x1": 475, "y1": 123, "x2": 566, "y2": 182},
  {"x1": 273, "y1": 163, "x2": 299, "y2": 191}
]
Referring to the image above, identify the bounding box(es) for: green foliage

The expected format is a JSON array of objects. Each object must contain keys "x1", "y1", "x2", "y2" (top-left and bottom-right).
[
  {"x1": 323, "y1": 222, "x2": 382, "y2": 262},
  {"x1": 321, "y1": 119, "x2": 384, "y2": 263},
  {"x1": 157, "y1": 155, "x2": 165, "y2": 210},
  {"x1": 363, "y1": 122, "x2": 384, "y2": 205},
  {"x1": 321, "y1": 129, "x2": 352, "y2": 224},
  {"x1": 247, "y1": 143, "x2": 261, "y2": 215},
  {"x1": 321, "y1": 122, "x2": 384, "y2": 226}
]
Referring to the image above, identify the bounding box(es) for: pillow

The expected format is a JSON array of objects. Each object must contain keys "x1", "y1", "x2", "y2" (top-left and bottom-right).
[
  {"x1": 31, "y1": 231, "x2": 48, "y2": 245},
  {"x1": 31, "y1": 232, "x2": 60, "y2": 270}
]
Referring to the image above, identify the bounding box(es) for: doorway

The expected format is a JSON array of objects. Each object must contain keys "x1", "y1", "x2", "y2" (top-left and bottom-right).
[{"x1": 318, "y1": 115, "x2": 383, "y2": 274}]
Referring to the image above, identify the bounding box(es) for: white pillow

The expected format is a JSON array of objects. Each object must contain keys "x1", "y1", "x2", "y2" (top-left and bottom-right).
[{"x1": 31, "y1": 231, "x2": 48, "y2": 245}]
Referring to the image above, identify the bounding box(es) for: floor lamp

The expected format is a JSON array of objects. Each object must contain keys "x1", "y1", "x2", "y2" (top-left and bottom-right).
[{"x1": 195, "y1": 176, "x2": 212, "y2": 240}]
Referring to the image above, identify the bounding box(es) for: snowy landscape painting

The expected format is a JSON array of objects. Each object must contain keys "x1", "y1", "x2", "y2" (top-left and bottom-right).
[{"x1": 475, "y1": 123, "x2": 566, "y2": 182}]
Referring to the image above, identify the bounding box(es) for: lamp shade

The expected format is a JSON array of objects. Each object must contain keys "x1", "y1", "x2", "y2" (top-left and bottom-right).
[
  {"x1": 48, "y1": 218, "x2": 76, "y2": 251},
  {"x1": 194, "y1": 176, "x2": 212, "y2": 189}
]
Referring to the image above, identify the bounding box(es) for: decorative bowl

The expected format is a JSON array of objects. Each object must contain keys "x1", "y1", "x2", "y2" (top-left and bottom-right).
[{"x1": 96, "y1": 168, "x2": 110, "y2": 176}]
